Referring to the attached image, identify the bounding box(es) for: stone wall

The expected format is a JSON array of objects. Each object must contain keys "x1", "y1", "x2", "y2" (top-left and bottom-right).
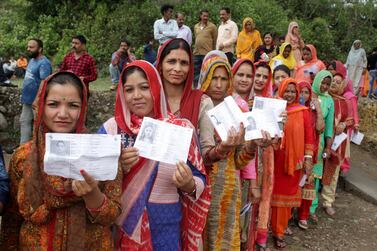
[
  {"x1": 1, "y1": 86, "x2": 377, "y2": 152},
  {"x1": 358, "y1": 99, "x2": 377, "y2": 153}
]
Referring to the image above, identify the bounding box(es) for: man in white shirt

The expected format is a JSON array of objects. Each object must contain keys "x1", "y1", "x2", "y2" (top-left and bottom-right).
[
  {"x1": 176, "y1": 12, "x2": 192, "y2": 46},
  {"x1": 153, "y1": 4, "x2": 179, "y2": 46},
  {"x1": 216, "y1": 7, "x2": 238, "y2": 65}
]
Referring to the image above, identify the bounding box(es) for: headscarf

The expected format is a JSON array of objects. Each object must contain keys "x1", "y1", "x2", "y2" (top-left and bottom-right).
[
  {"x1": 269, "y1": 42, "x2": 296, "y2": 70},
  {"x1": 295, "y1": 44, "x2": 326, "y2": 84},
  {"x1": 329, "y1": 73, "x2": 347, "y2": 101},
  {"x1": 346, "y1": 40, "x2": 366, "y2": 66},
  {"x1": 236, "y1": 17, "x2": 262, "y2": 61},
  {"x1": 23, "y1": 71, "x2": 88, "y2": 250},
  {"x1": 115, "y1": 60, "x2": 211, "y2": 250},
  {"x1": 332, "y1": 60, "x2": 356, "y2": 99},
  {"x1": 198, "y1": 50, "x2": 233, "y2": 94},
  {"x1": 286, "y1": 21, "x2": 300, "y2": 46},
  {"x1": 250, "y1": 62, "x2": 273, "y2": 99},
  {"x1": 231, "y1": 58, "x2": 255, "y2": 111},
  {"x1": 312, "y1": 70, "x2": 333, "y2": 97},
  {"x1": 278, "y1": 78, "x2": 308, "y2": 175},
  {"x1": 156, "y1": 38, "x2": 203, "y2": 129},
  {"x1": 297, "y1": 81, "x2": 312, "y2": 107}
]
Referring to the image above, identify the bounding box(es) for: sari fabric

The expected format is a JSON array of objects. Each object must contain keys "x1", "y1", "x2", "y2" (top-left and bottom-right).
[
  {"x1": 295, "y1": 44, "x2": 326, "y2": 84},
  {"x1": 1, "y1": 72, "x2": 122, "y2": 251},
  {"x1": 285, "y1": 21, "x2": 305, "y2": 65},
  {"x1": 156, "y1": 38, "x2": 203, "y2": 129},
  {"x1": 269, "y1": 42, "x2": 296, "y2": 71},
  {"x1": 272, "y1": 78, "x2": 314, "y2": 207},
  {"x1": 236, "y1": 17, "x2": 262, "y2": 61},
  {"x1": 108, "y1": 60, "x2": 210, "y2": 250},
  {"x1": 200, "y1": 54, "x2": 255, "y2": 250}
]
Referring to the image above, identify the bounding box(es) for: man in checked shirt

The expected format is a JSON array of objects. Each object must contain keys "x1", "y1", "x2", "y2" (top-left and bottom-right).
[{"x1": 59, "y1": 35, "x2": 97, "y2": 92}]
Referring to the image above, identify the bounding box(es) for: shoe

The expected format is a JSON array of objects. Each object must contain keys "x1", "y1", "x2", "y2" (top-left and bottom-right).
[
  {"x1": 324, "y1": 206, "x2": 336, "y2": 216},
  {"x1": 298, "y1": 220, "x2": 308, "y2": 230}
]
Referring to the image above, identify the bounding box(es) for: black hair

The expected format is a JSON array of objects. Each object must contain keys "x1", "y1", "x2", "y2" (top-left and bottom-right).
[
  {"x1": 255, "y1": 61, "x2": 271, "y2": 74},
  {"x1": 273, "y1": 64, "x2": 291, "y2": 78},
  {"x1": 220, "y1": 7, "x2": 231, "y2": 14},
  {"x1": 263, "y1": 32, "x2": 273, "y2": 38},
  {"x1": 72, "y1": 35, "x2": 87, "y2": 44},
  {"x1": 302, "y1": 45, "x2": 311, "y2": 52},
  {"x1": 199, "y1": 9, "x2": 209, "y2": 15},
  {"x1": 46, "y1": 72, "x2": 84, "y2": 100},
  {"x1": 159, "y1": 38, "x2": 191, "y2": 65},
  {"x1": 120, "y1": 38, "x2": 131, "y2": 47},
  {"x1": 29, "y1": 38, "x2": 44, "y2": 49},
  {"x1": 161, "y1": 4, "x2": 173, "y2": 15},
  {"x1": 279, "y1": 35, "x2": 285, "y2": 40},
  {"x1": 121, "y1": 66, "x2": 147, "y2": 85}
]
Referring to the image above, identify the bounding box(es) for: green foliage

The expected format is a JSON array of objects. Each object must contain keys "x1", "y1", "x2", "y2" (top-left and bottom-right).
[{"x1": 1, "y1": 0, "x2": 377, "y2": 74}]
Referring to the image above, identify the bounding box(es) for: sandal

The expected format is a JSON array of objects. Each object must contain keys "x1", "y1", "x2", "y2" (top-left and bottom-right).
[
  {"x1": 285, "y1": 227, "x2": 293, "y2": 236},
  {"x1": 298, "y1": 220, "x2": 308, "y2": 230},
  {"x1": 309, "y1": 213, "x2": 319, "y2": 224},
  {"x1": 256, "y1": 243, "x2": 271, "y2": 251},
  {"x1": 273, "y1": 236, "x2": 287, "y2": 250},
  {"x1": 324, "y1": 206, "x2": 336, "y2": 216}
]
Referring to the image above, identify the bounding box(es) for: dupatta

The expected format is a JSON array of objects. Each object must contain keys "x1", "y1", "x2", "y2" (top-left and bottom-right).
[
  {"x1": 156, "y1": 38, "x2": 203, "y2": 129},
  {"x1": 236, "y1": 17, "x2": 262, "y2": 61},
  {"x1": 22, "y1": 71, "x2": 89, "y2": 250},
  {"x1": 295, "y1": 44, "x2": 325, "y2": 83},
  {"x1": 115, "y1": 60, "x2": 210, "y2": 250},
  {"x1": 269, "y1": 42, "x2": 296, "y2": 70}
]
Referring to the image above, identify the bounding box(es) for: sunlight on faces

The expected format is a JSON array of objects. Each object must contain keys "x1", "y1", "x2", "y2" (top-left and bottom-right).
[
  {"x1": 302, "y1": 48, "x2": 312, "y2": 63},
  {"x1": 161, "y1": 48, "x2": 190, "y2": 87},
  {"x1": 273, "y1": 69, "x2": 289, "y2": 89},
  {"x1": 233, "y1": 63, "x2": 254, "y2": 95},
  {"x1": 123, "y1": 70, "x2": 154, "y2": 117},
  {"x1": 206, "y1": 66, "x2": 229, "y2": 103},
  {"x1": 283, "y1": 83, "x2": 297, "y2": 104},
  {"x1": 330, "y1": 75, "x2": 345, "y2": 94},
  {"x1": 300, "y1": 87, "x2": 310, "y2": 102},
  {"x1": 320, "y1": 77, "x2": 332, "y2": 93},
  {"x1": 253, "y1": 66, "x2": 269, "y2": 93},
  {"x1": 43, "y1": 84, "x2": 82, "y2": 133}
]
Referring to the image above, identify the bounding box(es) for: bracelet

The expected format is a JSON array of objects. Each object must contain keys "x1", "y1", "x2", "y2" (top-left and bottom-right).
[
  {"x1": 182, "y1": 179, "x2": 197, "y2": 197},
  {"x1": 304, "y1": 155, "x2": 312, "y2": 159},
  {"x1": 86, "y1": 195, "x2": 108, "y2": 213}
]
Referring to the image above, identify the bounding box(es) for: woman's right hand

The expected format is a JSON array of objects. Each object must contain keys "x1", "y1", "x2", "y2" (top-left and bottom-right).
[
  {"x1": 119, "y1": 147, "x2": 139, "y2": 174},
  {"x1": 218, "y1": 123, "x2": 245, "y2": 155}
]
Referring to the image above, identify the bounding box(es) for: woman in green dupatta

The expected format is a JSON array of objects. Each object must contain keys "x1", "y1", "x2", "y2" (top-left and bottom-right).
[{"x1": 309, "y1": 70, "x2": 334, "y2": 220}]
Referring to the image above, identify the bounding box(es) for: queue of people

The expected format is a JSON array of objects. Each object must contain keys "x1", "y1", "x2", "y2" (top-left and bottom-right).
[{"x1": 0, "y1": 3, "x2": 368, "y2": 251}]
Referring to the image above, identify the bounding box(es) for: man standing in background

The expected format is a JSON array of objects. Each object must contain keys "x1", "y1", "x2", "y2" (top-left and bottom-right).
[
  {"x1": 59, "y1": 35, "x2": 97, "y2": 91},
  {"x1": 176, "y1": 12, "x2": 192, "y2": 46},
  {"x1": 216, "y1": 7, "x2": 238, "y2": 66},
  {"x1": 193, "y1": 9, "x2": 217, "y2": 88},
  {"x1": 153, "y1": 4, "x2": 178, "y2": 46},
  {"x1": 20, "y1": 38, "x2": 52, "y2": 144}
]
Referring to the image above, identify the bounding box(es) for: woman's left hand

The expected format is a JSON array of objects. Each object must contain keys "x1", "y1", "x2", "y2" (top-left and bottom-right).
[
  {"x1": 72, "y1": 170, "x2": 99, "y2": 197},
  {"x1": 335, "y1": 123, "x2": 346, "y2": 135},
  {"x1": 173, "y1": 161, "x2": 195, "y2": 193}
]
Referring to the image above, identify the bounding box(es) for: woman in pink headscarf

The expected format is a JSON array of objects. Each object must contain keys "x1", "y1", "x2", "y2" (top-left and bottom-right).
[
  {"x1": 327, "y1": 60, "x2": 359, "y2": 174},
  {"x1": 285, "y1": 22, "x2": 305, "y2": 65}
]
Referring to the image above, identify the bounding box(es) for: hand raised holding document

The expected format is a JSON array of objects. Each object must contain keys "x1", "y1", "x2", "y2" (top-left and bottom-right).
[
  {"x1": 217, "y1": 123, "x2": 246, "y2": 154},
  {"x1": 172, "y1": 161, "x2": 195, "y2": 194}
]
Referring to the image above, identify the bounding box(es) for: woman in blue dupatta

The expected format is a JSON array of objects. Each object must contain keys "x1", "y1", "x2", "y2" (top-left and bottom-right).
[{"x1": 98, "y1": 60, "x2": 210, "y2": 250}]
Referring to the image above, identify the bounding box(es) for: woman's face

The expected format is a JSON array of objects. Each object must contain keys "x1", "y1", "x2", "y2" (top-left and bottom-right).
[
  {"x1": 245, "y1": 21, "x2": 253, "y2": 32},
  {"x1": 144, "y1": 126, "x2": 153, "y2": 138},
  {"x1": 233, "y1": 63, "x2": 253, "y2": 95},
  {"x1": 206, "y1": 66, "x2": 229, "y2": 103},
  {"x1": 283, "y1": 46, "x2": 291, "y2": 58},
  {"x1": 161, "y1": 48, "x2": 190, "y2": 86},
  {"x1": 253, "y1": 67, "x2": 269, "y2": 93},
  {"x1": 330, "y1": 75, "x2": 344, "y2": 94},
  {"x1": 354, "y1": 42, "x2": 361, "y2": 49},
  {"x1": 43, "y1": 83, "x2": 82, "y2": 133},
  {"x1": 123, "y1": 70, "x2": 154, "y2": 117},
  {"x1": 283, "y1": 83, "x2": 297, "y2": 104},
  {"x1": 327, "y1": 64, "x2": 336, "y2": 76},
  {"x1": 292, "y1": 26, "x2": 299, "y2": 35},
  {"x1": 273, "y1": 69, "x2": 289, "y2": 89},
  {"x1": 320, "y1": 77, "x2": 332, "y2": 93},
  {"x1": 264, "y1": 34, "x2": 273, "y2": 46},
  {"x1": 302, "y1": 49, "x2": 312, "y2": 63},
  {"x1": 300, "y1": 86, "x2": 310, "y2": 102}
]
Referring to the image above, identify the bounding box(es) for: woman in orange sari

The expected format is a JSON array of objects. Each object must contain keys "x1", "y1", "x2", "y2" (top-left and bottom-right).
[
  {"x1": 1, "y1": 72, "x2": 122, "y2": 250},
  {"x1": 294, "y1": 44, "x2": 326, "y2": 84},
  {"x1": 271, "y1": 78, "x2": 314, "y2": 249}
]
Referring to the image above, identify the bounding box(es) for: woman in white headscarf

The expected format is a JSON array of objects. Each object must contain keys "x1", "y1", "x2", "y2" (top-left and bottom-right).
[{"x1": 345, "y1": 40, "x2": 367, "y2": 94}]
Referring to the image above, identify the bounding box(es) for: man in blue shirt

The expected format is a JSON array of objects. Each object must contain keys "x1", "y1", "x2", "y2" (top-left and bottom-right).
[
  {"x1": 20, "y1": 39, "x2": 52, "y2": 144},
  {"x1": 153, "y1": 4, "x2": 178, "y2": 46}
]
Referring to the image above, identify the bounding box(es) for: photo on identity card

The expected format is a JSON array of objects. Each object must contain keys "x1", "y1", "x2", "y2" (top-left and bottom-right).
[
  {"x1": 244, "y1": 111, "x2": 281, "y2": 140},
  {"x1": 134, "y1": 117, "x2": 193, "y2": 165}
]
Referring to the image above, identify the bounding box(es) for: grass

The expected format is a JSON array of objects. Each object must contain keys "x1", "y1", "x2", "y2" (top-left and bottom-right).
[{"x1": 12, "y1": 76, "x2": 112, "y2": 92}]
